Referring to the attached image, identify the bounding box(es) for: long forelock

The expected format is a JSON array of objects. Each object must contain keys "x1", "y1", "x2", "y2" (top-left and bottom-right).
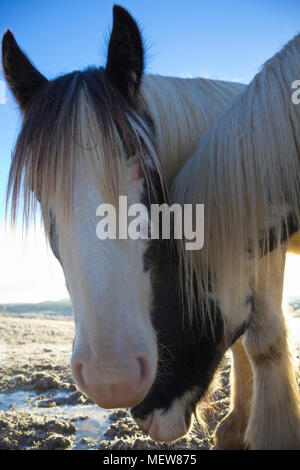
[{"x1": 6, "y1": 67, "x2": 163, "y2": 232}]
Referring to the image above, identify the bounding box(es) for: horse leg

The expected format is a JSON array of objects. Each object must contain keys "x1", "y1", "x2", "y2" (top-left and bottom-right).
[
  {"x1": 211, "y1": 266, "x2": 254, "y2": 449},
  {"x1": 243, "y1": 248, "x2": 300, "y2": 449},
  {"x1": 214, "y1": 337, "x2": 253, "y2": 449}
]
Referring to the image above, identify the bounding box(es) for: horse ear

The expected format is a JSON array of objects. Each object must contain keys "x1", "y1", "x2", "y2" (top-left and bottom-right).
[
  {"x1": 105, "y1": 5, "x2": 144, "y2": 102},
  {"x1": 1, "y1": 30, "x2": 47, "y2": 111}
]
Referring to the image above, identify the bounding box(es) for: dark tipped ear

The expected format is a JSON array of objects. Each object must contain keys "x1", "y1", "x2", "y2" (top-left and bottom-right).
[
  {"x1": 105, "y1": 5, "x2": 144, "y2": 102},
  {"x1": 2, "y1": 30, "x2": 47, "y2": 111}
]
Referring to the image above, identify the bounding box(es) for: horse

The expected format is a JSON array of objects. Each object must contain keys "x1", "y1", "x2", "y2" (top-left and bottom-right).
[
  {"x1": 171, "y1": 33, "x2": 300, "y2": 449},
  {"x1": 2, "y1": 5, "x2": 249, "y2": 445}
]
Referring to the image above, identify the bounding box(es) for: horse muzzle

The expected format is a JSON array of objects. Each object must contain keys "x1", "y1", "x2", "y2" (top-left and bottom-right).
[{"x1": 71, "y1": 354, "x2": 155, "y2": 409}]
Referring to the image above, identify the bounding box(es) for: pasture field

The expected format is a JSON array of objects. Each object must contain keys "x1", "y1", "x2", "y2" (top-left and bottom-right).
[{"x1": 0, "y1": 301, "x2": 299, "y2": 450}]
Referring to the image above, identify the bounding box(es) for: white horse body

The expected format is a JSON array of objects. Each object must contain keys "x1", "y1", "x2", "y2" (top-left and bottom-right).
[{"x1": 172, "y1": 33, "x2": 300, "y2": 449}]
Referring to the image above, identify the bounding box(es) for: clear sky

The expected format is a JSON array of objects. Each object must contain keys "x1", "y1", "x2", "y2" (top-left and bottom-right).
[{"x1": 0, "y1": 0, "x2": 300, "y2": 303}]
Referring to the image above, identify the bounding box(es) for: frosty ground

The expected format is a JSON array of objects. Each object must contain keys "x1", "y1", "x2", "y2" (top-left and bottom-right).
[{"x1": 0, "y1": 309, "x2": 299, "y2": 450}]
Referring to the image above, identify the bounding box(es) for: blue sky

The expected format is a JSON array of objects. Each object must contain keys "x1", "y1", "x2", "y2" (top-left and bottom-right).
[{"x1": 0, "y1": 0, "x2": 300, "y2": 302}]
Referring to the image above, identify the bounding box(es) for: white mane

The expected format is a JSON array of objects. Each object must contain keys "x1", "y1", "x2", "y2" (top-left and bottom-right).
[
  {"x1": 141, "y1": 75, "x2": 245, "y2": 184},
  {"x1": 172, "y1": 33, "x2": 300, "y2": 311}
]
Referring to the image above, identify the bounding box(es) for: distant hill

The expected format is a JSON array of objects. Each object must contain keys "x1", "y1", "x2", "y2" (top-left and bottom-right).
[
  {"x1": 0, "y1": 299, "x2": 72, "y2": 316},
  {"x1": 288, "y1": 297, "x2": 300, "y2": 312},
  {"x1": 1, "y1": 296, "x2": 299, "y2": 318}
]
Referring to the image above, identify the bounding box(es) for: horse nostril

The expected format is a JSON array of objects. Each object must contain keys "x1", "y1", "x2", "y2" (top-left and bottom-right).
[{"x1": 136, "y1": 356, "x2": 152, "y2": 393}]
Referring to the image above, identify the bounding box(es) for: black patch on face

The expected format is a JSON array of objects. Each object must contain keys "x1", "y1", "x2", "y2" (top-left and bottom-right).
[
  {"x1": 132, "y1": 244, "x2": 225, "y2": 423},
  {"x1": 140, "y1": 164, "x2": 166, "y2": 273},
  {"x1": 135, "y1": 159, "x2": 226, "y2": 425}
]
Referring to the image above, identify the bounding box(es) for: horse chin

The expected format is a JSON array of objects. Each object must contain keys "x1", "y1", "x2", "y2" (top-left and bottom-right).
[{"x1": 134, "y1": 404, "x2": 191, "y2": 442}]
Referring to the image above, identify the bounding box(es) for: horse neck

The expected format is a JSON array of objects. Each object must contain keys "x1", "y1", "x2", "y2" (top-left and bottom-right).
[
  {"x1": 171, "y1": 33, "x2": 300, "y2": 310},
  {"x1": 141, "y1": 74, "x2": 245, "y2": 184}
]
